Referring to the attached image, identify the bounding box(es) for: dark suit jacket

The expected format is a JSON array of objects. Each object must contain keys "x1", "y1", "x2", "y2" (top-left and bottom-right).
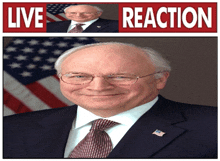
[
  {"x1": 3, "y1": 95, "x2": 217, "y2": 158},
  {"x1": 46, "y1": 18, "x2": 118, "y2": 33}
]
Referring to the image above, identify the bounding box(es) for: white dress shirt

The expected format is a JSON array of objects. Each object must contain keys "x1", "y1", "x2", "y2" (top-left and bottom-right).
[
  {"x1": 64, "y1": 96, "x2": 158, "y2": 157},
  {"x1": 67, "y1": 18, "x2": 99, "y2": 32}
]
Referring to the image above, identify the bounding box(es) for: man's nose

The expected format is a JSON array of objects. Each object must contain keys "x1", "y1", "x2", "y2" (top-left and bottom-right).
[
  {"x1": 86, "y1": 77, "x2": 114, "y2": 91},
  {"x1": 76, "y1": 13, "x2": 83, "y2": 16}
]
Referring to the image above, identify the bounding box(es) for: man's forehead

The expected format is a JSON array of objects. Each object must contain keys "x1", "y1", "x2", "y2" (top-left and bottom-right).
[
  {"x1": 73, "y1": 44, "x2": 145, "y2": 56},
  {"x1": 65, "y1": 44, "x2": 150, "y2": 64},
  {"x1": 61, "y1": 44, "x2": 155, "y2": 73},
  {"x1": 66, "y1": 5, "x2": 97, "y2": 12}
]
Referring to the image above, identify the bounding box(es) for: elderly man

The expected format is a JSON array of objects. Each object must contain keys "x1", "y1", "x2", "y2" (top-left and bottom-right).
[
  {"x1": 4, "y1": 42, "x2": 217, "y2": 158},
  {"x1": 47, "y1": 5, "x2": 118, "y2": 33}
]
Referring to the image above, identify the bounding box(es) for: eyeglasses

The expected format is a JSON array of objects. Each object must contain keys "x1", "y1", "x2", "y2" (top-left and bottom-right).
[
  {"x1": 65, "y1": 12, "x2": 97, "y2": 15},
  {"x1": 59, "y1": 72, "x2": 163, "y2": 85}
]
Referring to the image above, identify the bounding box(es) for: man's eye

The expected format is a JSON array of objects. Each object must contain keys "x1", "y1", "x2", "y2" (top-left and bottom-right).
[
  {"x1": 69, "y1": 75, "x2": 87, "y2": 79},
  {"x1": 65, "y1": 74, "x2": 84, "y2": 78},
  {"x1": 74, "y1": 75, "x2": 86, "y2": 78},
  {"x1": 115, "y1": 76, "x2": 126, "y2": 79},
  {"x1": 109, "y1": 76, "x2": 132, "y2": 80}
]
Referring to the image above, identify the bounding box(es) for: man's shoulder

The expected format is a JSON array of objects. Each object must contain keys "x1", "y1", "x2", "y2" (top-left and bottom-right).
[
  {"x1": 47, "y1": 20, "x2": 71, "y2": 25},
  {"x1": 97, "y1": 18, "x2": 118, "y2": 24},
  {"x1": 46, "y1": 20, "x2": 71, "y2": 32},
  {"x1": 4, "y1": 105, "x2": 77, "y2": 125},
  {"x1": 168, "y1": 97, "x2": 216, "y2": 112},
  {"x1": 87, "y1": 18, "x2": 118, "y2": 32},
  {"x1": 159, "y1": 95, "x2": 217, "y2": 119}
]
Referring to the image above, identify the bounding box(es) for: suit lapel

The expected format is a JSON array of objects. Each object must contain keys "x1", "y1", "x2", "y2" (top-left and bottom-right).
[
  {"x1": 24, "y1": 106, "x2": 77, "y2": 158},
  {"x1": 58, "y1": 20, "x2": 71, "y2": 32},
  {"x1": 108, "y1": 96, "x2": 187, "y2": 158},
  {"x1": 83, "y1": 18, "x2": 107, "y2": 32}
]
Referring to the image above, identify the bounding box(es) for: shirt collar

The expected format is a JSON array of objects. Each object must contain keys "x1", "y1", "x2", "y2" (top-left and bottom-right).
[
  {"x1": 70, "y1": 18, "x2": 99, "y2": 26},
  {"x1": 74, "y1": 96, "x2": 158, "y2": 129},
  {"x1": 74, "y1": 106, "x2": 102, "y2": 129}
]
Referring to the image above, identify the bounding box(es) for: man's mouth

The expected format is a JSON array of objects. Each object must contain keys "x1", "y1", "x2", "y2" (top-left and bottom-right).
[
  {"x1": 87, "y1": 94, "x2": 121, "y2": 96},
  {"x1": 81, "y1": 93, "x2": 124, "y2": 98}
]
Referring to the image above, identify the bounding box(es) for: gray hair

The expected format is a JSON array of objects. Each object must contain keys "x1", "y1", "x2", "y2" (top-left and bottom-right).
[
  {"x1": 54, "y1": 42, "x2": 171, "y2": 79},
  {"x1": 64, "y1": 5, "x2": 103, "y2": 13}
]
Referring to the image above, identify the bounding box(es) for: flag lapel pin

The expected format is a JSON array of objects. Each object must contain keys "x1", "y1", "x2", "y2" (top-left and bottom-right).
[{"x1": 152, "y1": 129, "x2": 166, "y2": 137}]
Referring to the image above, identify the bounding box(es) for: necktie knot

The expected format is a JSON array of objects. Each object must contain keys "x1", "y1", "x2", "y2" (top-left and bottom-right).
[
  {"x1": 91, "y1": 119, "x2": 118, "y2": 131},
  {"x1": 76, "y1": 23, "x2": 84, "y2": 26},
  {"x1": 68, "y1": 23, "x2": 84, "y2": 33},
  {"x1": 75, "y1": 23, "x2": 84, "y2": 28}
]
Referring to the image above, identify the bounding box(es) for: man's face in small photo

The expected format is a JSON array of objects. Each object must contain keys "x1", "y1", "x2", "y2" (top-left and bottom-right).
[{"x1": 65, "y1": 5, "x2": 102, "y2": 22}]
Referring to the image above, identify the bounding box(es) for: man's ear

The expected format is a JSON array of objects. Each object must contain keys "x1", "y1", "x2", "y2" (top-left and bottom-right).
[
  {"x1": 98, "y1": 12, "x2": 103, "y2": 17},
  {"x1": 156, "y1": 72, "x2": 170, "y2": 90}
]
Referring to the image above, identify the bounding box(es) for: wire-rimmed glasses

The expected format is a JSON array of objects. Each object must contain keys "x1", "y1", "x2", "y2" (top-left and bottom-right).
[{"x1": 59, "y1": 72, "x2": 163, "y2": 85}]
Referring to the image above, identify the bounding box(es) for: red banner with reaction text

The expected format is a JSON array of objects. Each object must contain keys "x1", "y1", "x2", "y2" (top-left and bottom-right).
[{"x1": 118, "y1": 3, "x2": 217, "y2": 32}]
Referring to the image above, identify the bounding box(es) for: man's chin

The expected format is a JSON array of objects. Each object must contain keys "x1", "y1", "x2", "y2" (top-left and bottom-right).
[
  {"x1": 82, "y1": 103, "x2": 123, "y2": 112},
  {"x1": 77, "y1": 99, "x2": 124, "y2": 110},
  {"x1": 70, "y1": 18, "x2": 88, "y2": 22}
]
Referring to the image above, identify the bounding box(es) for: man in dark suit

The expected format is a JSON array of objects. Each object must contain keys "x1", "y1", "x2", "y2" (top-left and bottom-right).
[
  {"x1": 4, "y1": 42, "x2": 217, "y2": 158},
  {"x1": 46, "y1": 5, "x2": 118, "y2": 33}
]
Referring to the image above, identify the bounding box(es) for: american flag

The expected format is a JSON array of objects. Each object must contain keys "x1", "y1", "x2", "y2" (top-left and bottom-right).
[
  {"x1": 152, "y1": 129, "x2": 166, "y2": 137},
  {"x1": 3, "y1": 37, "x2": 98, "y2": 116},
  {"x1": 46, "y1": 4, "x2": 76, "y2": 22}
]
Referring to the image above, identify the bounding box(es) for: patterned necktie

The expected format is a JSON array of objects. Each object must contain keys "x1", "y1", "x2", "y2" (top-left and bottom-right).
[
  {"x1": 68, "y1": 24, "x2": 84, "y2": 33},
  {"x1": 69, "y1": 119, "x2": 118, "y2": 158}
]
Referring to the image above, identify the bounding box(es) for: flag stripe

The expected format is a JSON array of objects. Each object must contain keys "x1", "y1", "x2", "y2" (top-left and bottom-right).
[
  {"x1": 4, "y1": 89, "x2": 32, "y2": 114},
  {"x1": 54, "y1": 14, "x2": 67, "y2": 21},
  {"x1": 4, "y1": 71, "x2": 51, "y2": 111},
  {"x1": 47, "y1": 17, "x2": 56, "y2": 22},
  {"x1": 47, "y1": 12, "x2": 63, "y2": 22},
  {"x1": 53, "y1": 75, "x2": 59, "y2": 80},
  {"x1": 26, "y1": 81, "x2": 68, "y2": 108},
  {"x1": 38, "y1": 76, "x2": 73, "y2": 106},
  {"x1": 58, "y1": 13, "x2": 68, "y2": 19},
  {"x1": 4, "y1": 105, "x2": 16, "y2": 116}
]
